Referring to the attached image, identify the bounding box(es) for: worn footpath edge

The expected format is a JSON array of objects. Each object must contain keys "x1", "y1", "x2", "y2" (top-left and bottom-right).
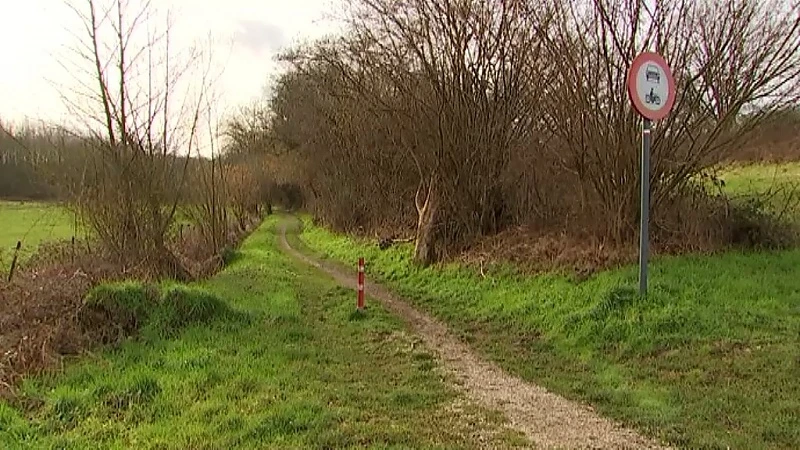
[{"x1": 278, "y1": 217, "x2": 669, "y2": 450}]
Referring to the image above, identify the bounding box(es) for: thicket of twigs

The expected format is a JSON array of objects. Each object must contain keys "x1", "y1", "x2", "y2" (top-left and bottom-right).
[{"x1": 253, "y1": 0, "x2": 800, "y2": 265}]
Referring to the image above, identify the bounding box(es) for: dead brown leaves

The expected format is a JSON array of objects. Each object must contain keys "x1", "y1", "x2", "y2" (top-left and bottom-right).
[
  {"x1": 0, "y1": 255, "x2": 105, "y2": 400},
  {"x1": 461, "y1": 225, "x2": 637, "y2": 277}
]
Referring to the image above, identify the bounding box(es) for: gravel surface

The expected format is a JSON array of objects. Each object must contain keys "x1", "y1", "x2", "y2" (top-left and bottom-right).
[{"x1": 280, "y1": 218, "x2": 669, "y2": 449}]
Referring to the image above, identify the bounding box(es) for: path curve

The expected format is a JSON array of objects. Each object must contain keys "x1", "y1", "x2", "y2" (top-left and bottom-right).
[{"x1": 279, "y1": 217, "x2": 668, "y2": 450}]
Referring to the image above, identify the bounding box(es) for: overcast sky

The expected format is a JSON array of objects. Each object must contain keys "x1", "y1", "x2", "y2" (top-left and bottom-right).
[{"x1": 0, "y1": 0, "x2": 343, "y2": 129}]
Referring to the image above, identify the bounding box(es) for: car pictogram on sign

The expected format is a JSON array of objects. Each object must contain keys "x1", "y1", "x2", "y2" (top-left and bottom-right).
[{"x1": 645, "y1": 64, "x2": 660, "y2": 84}]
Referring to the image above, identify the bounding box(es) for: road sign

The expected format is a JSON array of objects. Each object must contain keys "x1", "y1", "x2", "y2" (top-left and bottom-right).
[
  {"x1": 627, "y1": 52, "x2": 675, "y2": 121},
  {"x1": 627, "y1": 51, "x2": 675, "y2": 296}
]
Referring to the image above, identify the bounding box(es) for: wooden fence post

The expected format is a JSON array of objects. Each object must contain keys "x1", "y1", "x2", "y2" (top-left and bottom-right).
[{"x1": 7, "y1": 241, "x2": 21, "y2": 282}]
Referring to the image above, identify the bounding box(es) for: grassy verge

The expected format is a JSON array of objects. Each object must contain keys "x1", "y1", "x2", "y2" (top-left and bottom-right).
[
  {"x1": 300, "y1": 218, "x2": 800, "y2": 449},
  {"x1": 0, "y1": 217, "x2": 523, "y2": 449}
]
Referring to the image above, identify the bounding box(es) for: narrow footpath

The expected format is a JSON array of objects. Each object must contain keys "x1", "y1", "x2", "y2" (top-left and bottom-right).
[{"x1": 279, "y1": 217, "x2": 668, "y2": 450}]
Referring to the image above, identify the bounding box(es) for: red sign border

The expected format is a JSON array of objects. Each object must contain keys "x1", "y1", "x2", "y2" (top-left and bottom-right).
[{"x1": 627, "y1": 52, "x2": 676, "y2": 121}]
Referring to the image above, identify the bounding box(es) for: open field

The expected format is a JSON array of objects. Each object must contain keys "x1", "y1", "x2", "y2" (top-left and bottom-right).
[
  {"x1": 720, "y1": 163, "x2": 800, "y2": 196},
  {"x1": 0, "y1": 200, "x2": 225, "y2": 268},
  {"x1": 0, "y1": 201, "x2": 75, "y2": 266},
  {"x1": 717, "y1": 163, "x2": 800, "y2": 219},
  {"x1": 0, "y1": 218, "x2": 523, "y2": 448},
  {"x1": 299, "y1": 186, "x2": 800, "y2": 449}
]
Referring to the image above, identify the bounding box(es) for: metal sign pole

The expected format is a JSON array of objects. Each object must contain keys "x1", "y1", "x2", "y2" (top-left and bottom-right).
[
  {"x1": 639, "y1": 119, "x2": 652, "y2": 296},
  {"x1": 628, "y1": 49, "x2": 674, "y2": 296}
]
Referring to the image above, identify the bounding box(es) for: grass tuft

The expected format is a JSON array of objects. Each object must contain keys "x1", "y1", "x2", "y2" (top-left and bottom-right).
[
  {"x1": 80, "y1": 281, "x2": 244, "y2": 342},
  {"x1": 83, "y1": 282, "x2": 158, "y2": 323},
  {"x1": 144, "y1": 285, "x2": 238, "y2": 338},
  {"x1": 348, "y1": 309, "x2": 368, "y2": 321},
  {"x1": 80, "y1": 282, "x2": 160, "y2": 342}
]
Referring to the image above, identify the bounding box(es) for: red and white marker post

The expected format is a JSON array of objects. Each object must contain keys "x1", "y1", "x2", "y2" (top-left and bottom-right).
[{"x1": 357, "y1": 257, "x2": 365, "y2": 311}]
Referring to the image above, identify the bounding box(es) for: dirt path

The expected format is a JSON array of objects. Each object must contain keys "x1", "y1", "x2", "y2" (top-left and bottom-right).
[{"x1": 279, "y1": 218, "x2": 667, "y2": 450}]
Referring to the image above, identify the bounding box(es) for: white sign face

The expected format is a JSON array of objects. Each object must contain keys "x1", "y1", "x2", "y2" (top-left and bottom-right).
[
  {"x1": 635, "y1": 63, "x2": 669, "y2": 112},
  {"x1": 627, "y1": 52, "x2": 676, "y2": 121}
]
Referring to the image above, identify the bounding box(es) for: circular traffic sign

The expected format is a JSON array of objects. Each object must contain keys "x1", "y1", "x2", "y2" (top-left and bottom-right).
[{"x1": 627, "y1": 52, "x2": 675, "y2": 121}]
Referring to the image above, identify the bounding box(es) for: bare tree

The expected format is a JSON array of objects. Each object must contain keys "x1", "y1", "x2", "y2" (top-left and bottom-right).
[
  {"x1": 281, "y1": 0, "x2": 555, "y2": 263},
  {"x1": 60, "y1": 0, "x2": 216, "y2": 279}
]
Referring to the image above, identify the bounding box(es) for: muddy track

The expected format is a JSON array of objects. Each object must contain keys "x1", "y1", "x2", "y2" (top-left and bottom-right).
[{"x1": 279, "y1": 217, "x2": 668, "y2": 450}]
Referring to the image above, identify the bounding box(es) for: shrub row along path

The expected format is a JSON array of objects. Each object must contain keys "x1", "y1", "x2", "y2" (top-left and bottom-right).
[{"x1": 280, "y1": 216, "x2": 666, "y2": 450}]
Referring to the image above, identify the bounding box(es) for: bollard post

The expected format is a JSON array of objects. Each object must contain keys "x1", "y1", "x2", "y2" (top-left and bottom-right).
[{"x1": 357, "y1": 257, "x2": 365, "y2": 311}]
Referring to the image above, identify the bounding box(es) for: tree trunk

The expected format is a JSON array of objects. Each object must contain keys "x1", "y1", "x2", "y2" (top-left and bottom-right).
[{"x1": 414, "y1": 175, "x2": 440, "y2": 266}]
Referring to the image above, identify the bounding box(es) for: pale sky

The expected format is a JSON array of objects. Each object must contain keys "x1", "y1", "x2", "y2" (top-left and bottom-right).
[{"x1": 0, "y1": 0, "x2": 344, "y2": 130}]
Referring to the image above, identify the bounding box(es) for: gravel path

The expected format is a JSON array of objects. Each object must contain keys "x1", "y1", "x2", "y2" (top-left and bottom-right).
[{"x1": 279, "y1": 218, "x2": 668, "y2": 450}]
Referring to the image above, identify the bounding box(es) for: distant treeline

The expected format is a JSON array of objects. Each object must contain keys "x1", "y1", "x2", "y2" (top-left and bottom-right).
[
  {"x1": 0, "y1": 123, "x2": 80, "y2": 200},
  {"x1": 729, "y1": 108, "x2": 800, "y2": 163},
  {"x1": 0, "y1": 121, "x2": 275, "y2": 202}
]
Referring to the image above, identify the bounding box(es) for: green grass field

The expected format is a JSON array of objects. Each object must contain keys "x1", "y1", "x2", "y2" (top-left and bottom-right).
[
  {"x1": 717, "y1": 163, "x2": 800, "y2": 219},
  {"x1": 300, "y1": 223, "x2": 800, "y2": 448},
  {"x1": 0, "y1": 201, "x2": 75, "y2": 266},
  {"x1": 0, "y1": 218, "x2": 524, "y2": 449},
  {"x1": 0, "y1": 201, "x2": 221, "y2": 268},
  {"x1": 720, "y1": 162, "x2": 800, "y2": 195}
]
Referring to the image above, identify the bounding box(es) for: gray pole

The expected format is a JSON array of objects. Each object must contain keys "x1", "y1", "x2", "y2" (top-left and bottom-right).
[{"x1": 639, "y1": 119, "x2": 652, "y2": 296}]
